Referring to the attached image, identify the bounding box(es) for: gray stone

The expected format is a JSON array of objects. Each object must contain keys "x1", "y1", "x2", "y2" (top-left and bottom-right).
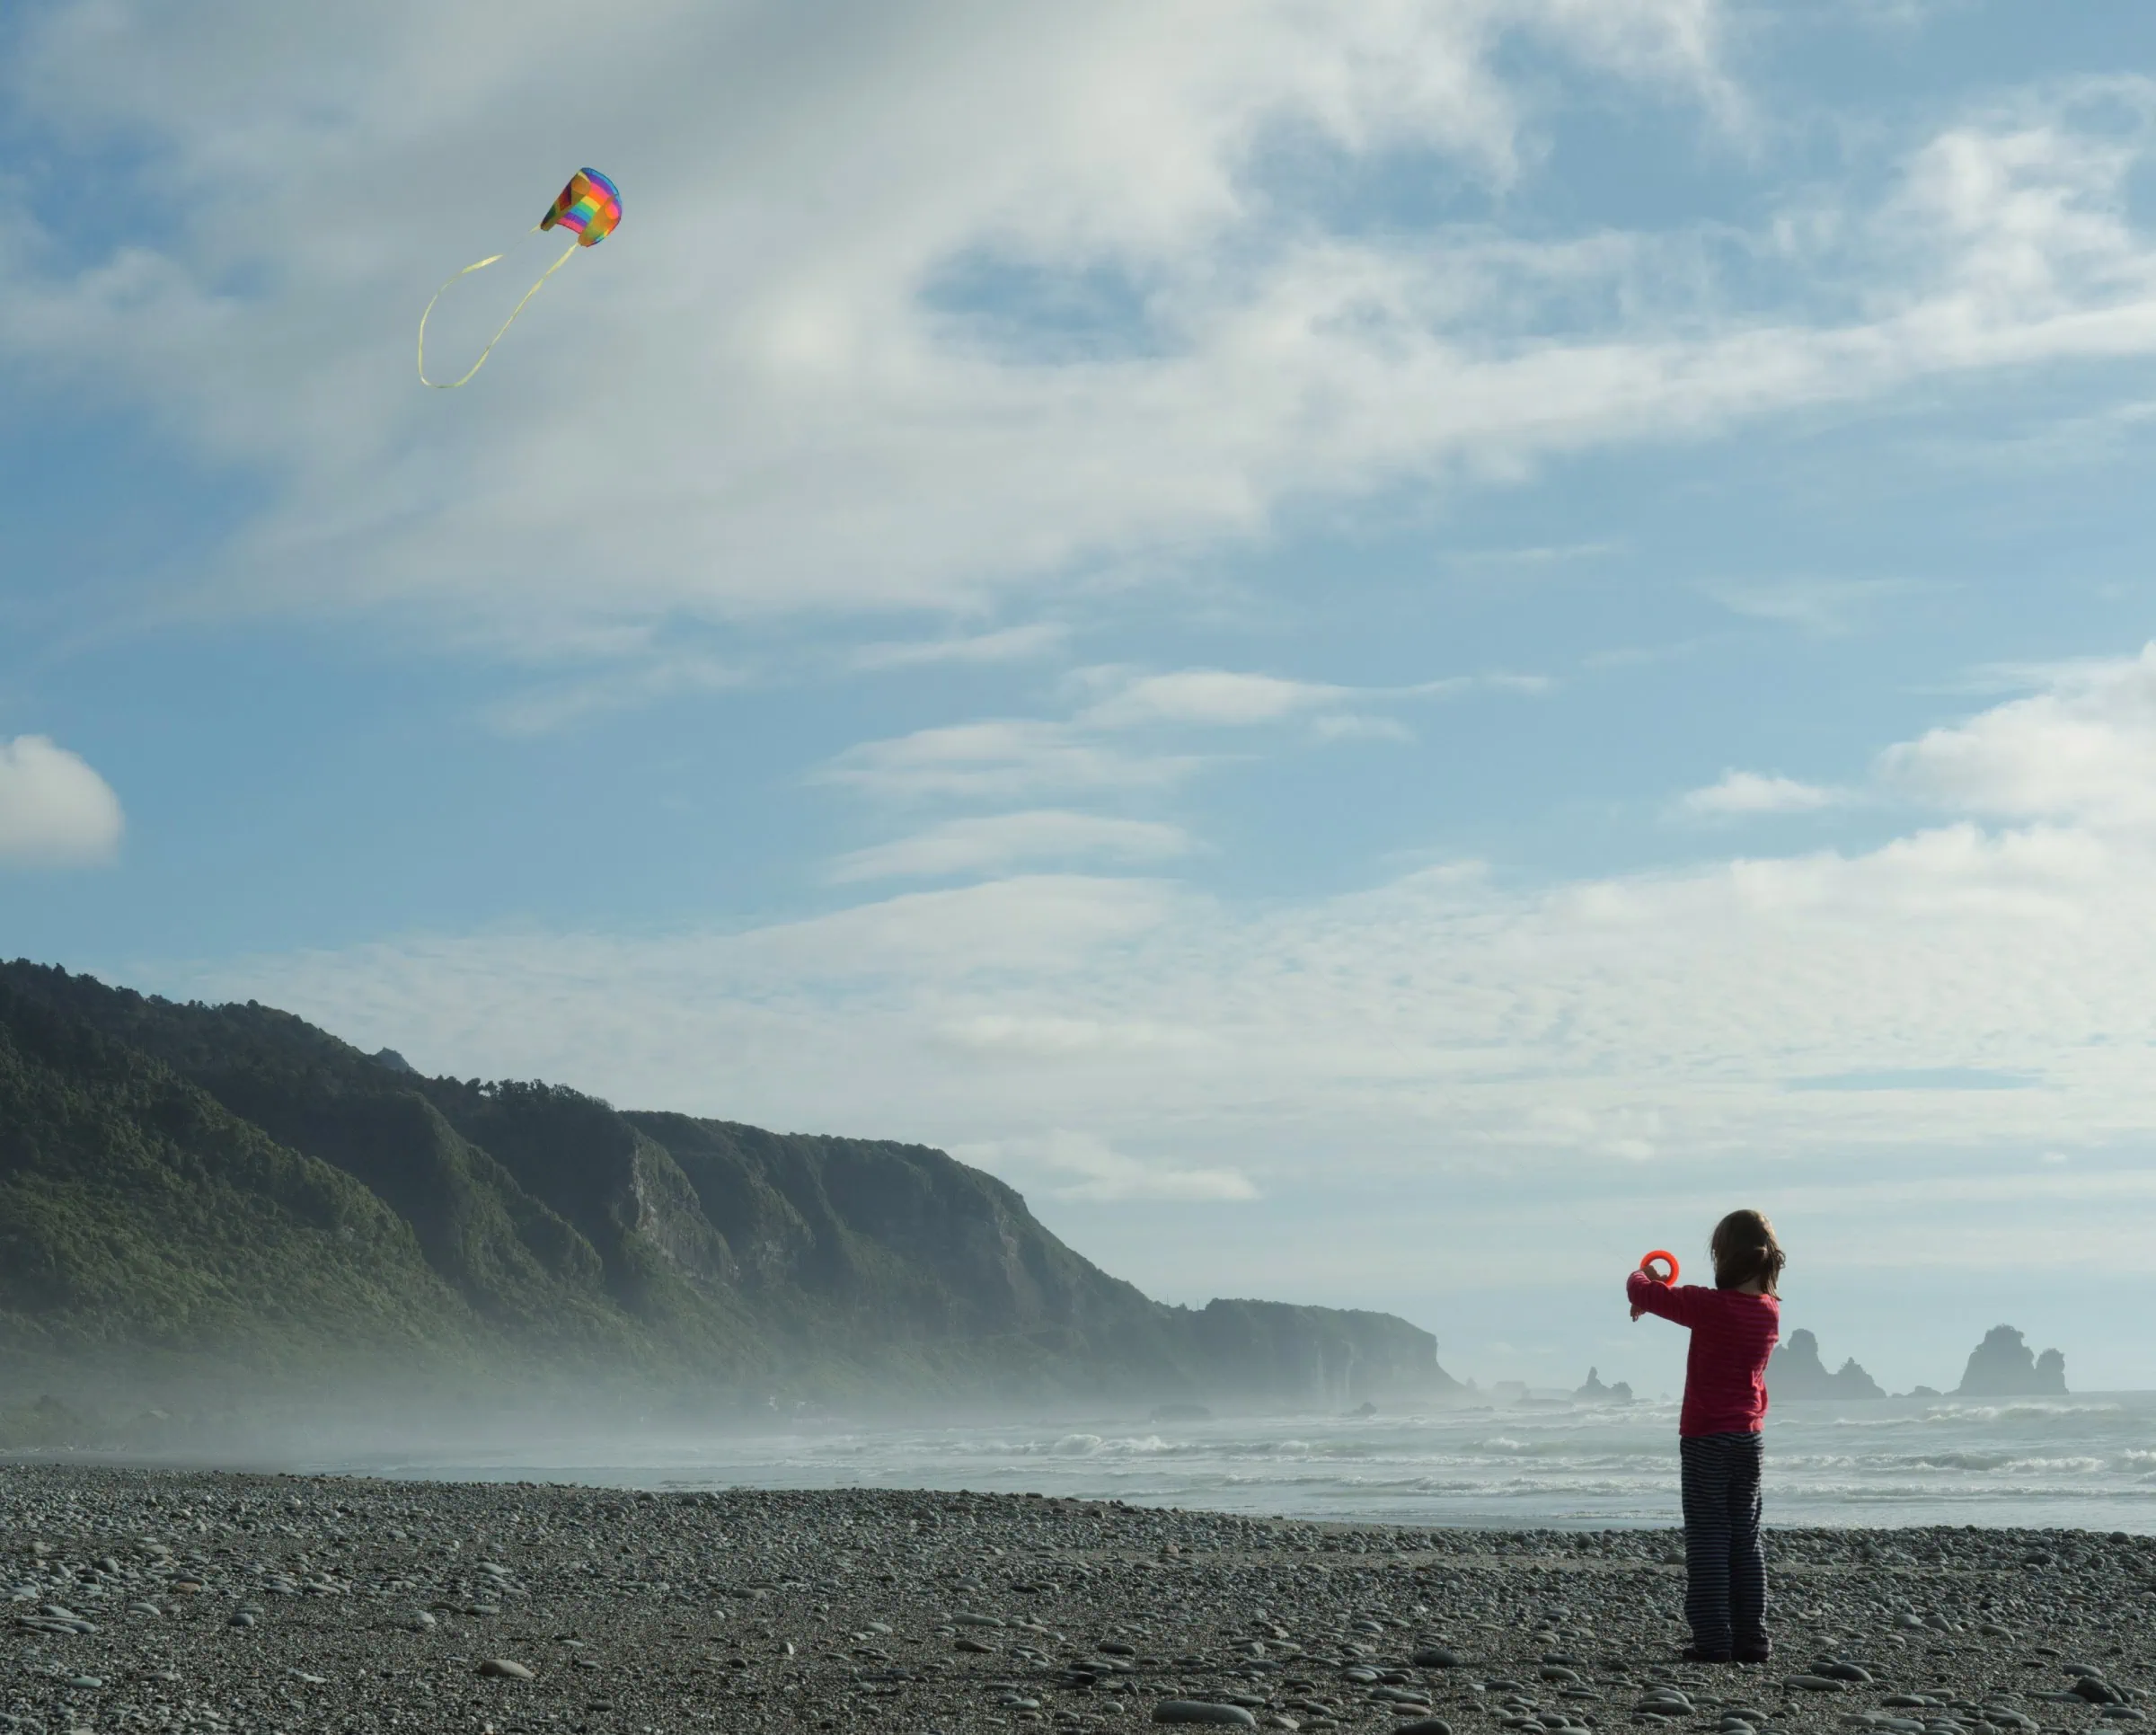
[
  {"x1": 1154, "y1": 1704, "x2": 1260, "y2": 1728},
  {"x1": 477, "y1": 1659, "x2": 534, "y2": 1680},
  {"x1": 1416, "y1": 1649, "x2": 1467, "y2": 1669}
]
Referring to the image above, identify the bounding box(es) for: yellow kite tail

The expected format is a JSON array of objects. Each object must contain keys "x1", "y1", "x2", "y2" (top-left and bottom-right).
[{"x1": 417, "y1": 230, "x2": 580, "y2": 389}]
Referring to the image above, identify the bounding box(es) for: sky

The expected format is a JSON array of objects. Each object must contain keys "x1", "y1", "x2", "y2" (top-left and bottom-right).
[{"x1": 8, "y1": 0, "x2": 2156, "y2": 1398}]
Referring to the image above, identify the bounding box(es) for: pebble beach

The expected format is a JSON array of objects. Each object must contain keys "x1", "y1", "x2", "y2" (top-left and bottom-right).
[{"x1": 4, "y1": 1465, "x2": 2152, "y2": 1735}]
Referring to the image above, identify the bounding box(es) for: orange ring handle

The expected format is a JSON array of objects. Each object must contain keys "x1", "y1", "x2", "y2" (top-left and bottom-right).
[{"x1": 1639, "y1": 1249, "x2": 1679, "y2": 1285}]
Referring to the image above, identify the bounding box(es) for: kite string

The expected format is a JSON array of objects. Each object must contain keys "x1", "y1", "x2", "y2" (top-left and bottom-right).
[{"x1": 417, "y1": 226, "x2": 580, "y2": 389}]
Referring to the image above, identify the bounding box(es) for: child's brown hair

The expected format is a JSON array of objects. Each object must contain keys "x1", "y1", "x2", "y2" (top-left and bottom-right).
[{"x1": 1711, "y1": 1208, "x2": 1785, "y2": 1294}]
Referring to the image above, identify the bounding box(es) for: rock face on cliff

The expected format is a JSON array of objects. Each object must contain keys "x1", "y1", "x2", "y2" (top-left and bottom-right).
[
  {"x1": 0, "y1": 961, "x2": 1460, "y2": 1409},
  {"x1": 1767, "y1": 1328, "x2": 1885, "y2": 1400},
  {"x1": 1954, "y1": 1324, "x2": 2067, "y2": 1397},
  {"x1": 1176, "y1": 1298, "x2": 1457, "y2": 1407}
]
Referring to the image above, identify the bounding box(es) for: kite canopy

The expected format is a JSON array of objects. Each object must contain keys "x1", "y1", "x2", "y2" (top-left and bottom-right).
[{"x1": 541, "y1": 168, "x2": 622, "y2": 246}]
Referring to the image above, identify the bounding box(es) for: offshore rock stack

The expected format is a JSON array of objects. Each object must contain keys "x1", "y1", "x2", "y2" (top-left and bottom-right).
[
  {"x1": 1767, "y1": 1332, "x2": 1886, "y2": 1402},
  {"x1": 1955, "y1": 1328, "x2": 2067, "y2": 1399}
]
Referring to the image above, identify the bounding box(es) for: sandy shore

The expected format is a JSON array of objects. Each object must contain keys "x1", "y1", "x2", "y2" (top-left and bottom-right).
[{"x1": 4, "y1": 1465, "x2": 2150, "y2": 1734}]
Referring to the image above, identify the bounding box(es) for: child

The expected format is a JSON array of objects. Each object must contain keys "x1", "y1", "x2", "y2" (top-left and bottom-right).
[{"x1": 1627, "y1": 1209, "x2": 1784, "y2": 1664}]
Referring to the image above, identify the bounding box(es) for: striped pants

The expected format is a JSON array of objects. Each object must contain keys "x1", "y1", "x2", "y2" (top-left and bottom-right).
[{"x1": 1680, "y1": 1430, "x2": 1766, "y2": 1654}]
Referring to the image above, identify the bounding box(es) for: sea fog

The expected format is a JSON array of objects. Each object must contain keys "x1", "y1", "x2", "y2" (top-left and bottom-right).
[{"x1": 291, "y1": 1392, "x2": 2156, "y2": 1534}]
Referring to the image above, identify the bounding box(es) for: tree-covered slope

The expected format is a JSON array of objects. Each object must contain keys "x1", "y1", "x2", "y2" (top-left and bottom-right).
[
  {"x1": 626, "y1": 1112, "x2": 1202, "y2": 1393},
  {"x1": 0, "y1": 983, "x2": 473, "y2": 1367},
  {"x1": 0, "y1": 966, "x2": 635, "y2": 1351}
]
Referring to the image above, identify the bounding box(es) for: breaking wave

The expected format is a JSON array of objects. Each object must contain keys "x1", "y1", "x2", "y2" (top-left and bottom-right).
[{"x1": 323, "y1": 1391, "x2": 2156, "y2": 1533}]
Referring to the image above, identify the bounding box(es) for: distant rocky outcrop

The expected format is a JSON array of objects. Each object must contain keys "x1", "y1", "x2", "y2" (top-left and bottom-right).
[
  {"x1": 1954, "y1": 1324, "x2": 2066, "y2": 1397},
  {"x1": 1766, "y1": 1328, "x2": 1885, "y2": 1400},
  {"x1": 1575, "y1": 1367, "x2": 1633, "y2": 1403}
]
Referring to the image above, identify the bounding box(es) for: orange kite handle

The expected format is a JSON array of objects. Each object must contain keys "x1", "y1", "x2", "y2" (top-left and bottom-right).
[{"x1": 1639, "y1": 1249, "x2": 1679, "y2": 1285}]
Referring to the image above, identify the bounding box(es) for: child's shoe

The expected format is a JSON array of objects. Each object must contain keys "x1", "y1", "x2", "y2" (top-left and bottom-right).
[{"x1": 1734, "y1": 1637, "x2": 1772, "y2": 1664}]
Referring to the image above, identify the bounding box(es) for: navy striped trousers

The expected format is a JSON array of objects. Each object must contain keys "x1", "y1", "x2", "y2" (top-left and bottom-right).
[{"x1": 1680, "y1": 1430, "x2": 1766, "y2": 1654}]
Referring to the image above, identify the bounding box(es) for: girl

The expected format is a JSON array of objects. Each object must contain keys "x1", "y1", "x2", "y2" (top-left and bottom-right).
[{"x1": 1627, "y1": 1209, "x2": 1784, "y2": 1664}]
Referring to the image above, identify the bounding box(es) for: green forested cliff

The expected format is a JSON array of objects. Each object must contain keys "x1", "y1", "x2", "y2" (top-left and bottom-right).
[{"x1": 0, "y1": 960, "x2": 1459, "y2": 1409}]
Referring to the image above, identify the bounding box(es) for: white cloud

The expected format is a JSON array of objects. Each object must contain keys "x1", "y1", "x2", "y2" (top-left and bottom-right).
[
  {"x1": 1680, "y1": 769, "x2": 1843, "y2": 816},
  {"x1": 1881, "y1": 642, "x2": 2156, "y2": 828},
  {"x1": 1312, "y1": 713, "x2": 1416, "y2": 744},
  {"x1": 1072, "y1": 665, "x2": 1546, "y2": 730},
  {"x1": 1704, "y1": 578, "x2": 1931, "y2": 635},
  {"x1": 821, "y1": 720, "x2": 1203, "y2": 803},
  {"x1": 849, "y1": 624, "x2": 1069, "y2": 671},
  {"x1": 0, "y1": 736, "x2": 125, "y2": 867},
  {"x1": 829, "y1": 810, "x2": 1192, "y2": 882},
  {"x1": 11, "y1": 7, "x2": 2156, "y2": 652},
  {"x1": 1081, "y1": 668, "x2": 1348, "y2": 729},
  {"x1": 960, "y1": 1130, "x2": 1259, "y2": 1203},
  {"x1": 822, "y1": 662, "x2": 1531, "y2": 808},
  {"x1": 485, "y1": 652, "x2": 744, "y2": 736}
]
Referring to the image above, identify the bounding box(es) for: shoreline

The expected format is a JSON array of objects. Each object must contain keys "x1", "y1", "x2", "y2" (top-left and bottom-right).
[{"x1": 5, "y1": 1465, "x2": 2151, "y2": 1734}]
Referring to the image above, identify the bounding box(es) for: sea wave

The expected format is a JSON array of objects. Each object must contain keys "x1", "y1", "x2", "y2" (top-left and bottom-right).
[{"x1": 328, "y1": 1391, "x2": 2156, "y2": 1531}]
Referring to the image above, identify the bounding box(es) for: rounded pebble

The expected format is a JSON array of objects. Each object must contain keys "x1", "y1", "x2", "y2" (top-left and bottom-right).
[{"x1": 1155, "y1": 1704, "x2": 1260, "y2": 1728}]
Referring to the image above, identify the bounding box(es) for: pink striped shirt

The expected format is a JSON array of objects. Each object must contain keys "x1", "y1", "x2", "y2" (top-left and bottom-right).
[{"x1": 1627, "y1": 1270, "x2": 1780, "y2": 1438}]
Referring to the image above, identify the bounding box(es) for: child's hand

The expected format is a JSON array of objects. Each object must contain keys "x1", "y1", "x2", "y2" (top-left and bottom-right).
[{"x1": 1630, "y1": 1306, "x2": 1643, "y2": 1322}]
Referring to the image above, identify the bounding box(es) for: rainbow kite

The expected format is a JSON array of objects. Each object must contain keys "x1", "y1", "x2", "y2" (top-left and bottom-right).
[
  {"x1": 542, "y1": 169, "x2": 622, "y2": 246},
  {"x1": 419, "y1": 168, "x2": 623, "y2": 389}
]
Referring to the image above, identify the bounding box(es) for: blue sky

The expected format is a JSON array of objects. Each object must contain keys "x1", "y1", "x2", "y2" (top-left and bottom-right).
[{"x1": 8, "y1": 0, "x2": 2156, "y2": 1396}]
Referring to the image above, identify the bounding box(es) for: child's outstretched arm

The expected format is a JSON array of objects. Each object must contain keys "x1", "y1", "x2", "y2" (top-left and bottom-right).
[{"x1": 1626, "y1": 1267, "x2": 1705, "y2": 1326}]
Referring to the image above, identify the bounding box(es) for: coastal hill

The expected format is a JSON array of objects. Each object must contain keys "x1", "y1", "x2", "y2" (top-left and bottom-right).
[
  {"x1": 0, "y1": 961, "x2": 1459, "y2": 1410},
  {"x1": 1767, "y1": 1328, "x2": 1886, "y2": 1400}
]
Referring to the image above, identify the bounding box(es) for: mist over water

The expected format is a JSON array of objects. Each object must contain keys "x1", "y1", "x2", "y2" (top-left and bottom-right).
[{"x1": 301, "y1": 1393, "x2": 2156, "y2": 1532}]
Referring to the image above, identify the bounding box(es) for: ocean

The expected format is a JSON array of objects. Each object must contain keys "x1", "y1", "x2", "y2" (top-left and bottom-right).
[{"x1": 345, "y1": 1392, "x2": 2156, "y2": 1532}]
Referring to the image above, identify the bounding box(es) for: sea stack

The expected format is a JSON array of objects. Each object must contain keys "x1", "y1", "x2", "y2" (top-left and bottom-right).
[
  {"x1": 1954, "y1": 1323, "x2": 2067, "y2": 1396},
  {"x1": 1765, "y1": 1328, "x2": 1884, "y2": 1399}
]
